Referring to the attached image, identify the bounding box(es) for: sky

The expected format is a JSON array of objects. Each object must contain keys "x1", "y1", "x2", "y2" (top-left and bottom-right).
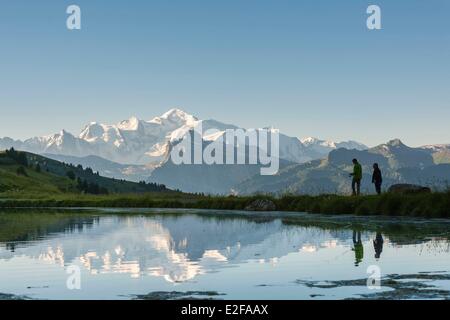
[{"x1": 0, "y1": 0, "x2": 449, "y2": 147}]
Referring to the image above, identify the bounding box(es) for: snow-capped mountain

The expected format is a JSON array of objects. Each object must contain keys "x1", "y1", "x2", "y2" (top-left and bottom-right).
[
  {"x1": 420, "y1": 144, "x2": 450, "y2": 165},
  {"x1": 301, "y1": 137, "x2": 367, "y2": 153},
  {"x1": 0, "y1": 108, "x2": 368, "y2": 168},
  {"x1": 0, "y1": 109, "x2": 197, "y2": 165},
  {"x1": 421, "y1": 144, "x2": 450, "y2": 152},
  {"x1": 296, "y1": 137, "x2": 367, "y2": 163},
  {"x1": 72, "y1": 109, "x2": 202, "y2": 165}
]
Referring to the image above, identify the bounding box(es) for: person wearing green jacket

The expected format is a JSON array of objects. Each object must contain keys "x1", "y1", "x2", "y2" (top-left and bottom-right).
[{"x1": 350, "y1": 158, "x2": 362, "y2": 196}]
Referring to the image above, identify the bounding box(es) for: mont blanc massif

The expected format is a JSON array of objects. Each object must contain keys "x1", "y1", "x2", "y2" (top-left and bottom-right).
[{"x1": 1, "y1": 109, "x2": 449, "y2": 195}]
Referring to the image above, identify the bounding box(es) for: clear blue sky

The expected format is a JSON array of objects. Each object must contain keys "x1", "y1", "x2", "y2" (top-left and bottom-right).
[{"x1": 1, "y1": 0, "x2": 449, "y2": 146}]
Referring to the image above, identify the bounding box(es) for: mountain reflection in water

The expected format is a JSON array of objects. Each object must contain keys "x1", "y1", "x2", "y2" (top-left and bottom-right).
[
  {"x1": 1, "y1": 211, "x2": 449, "y2": 284},
  {"x1": 0, "y1": 210, "x2": 449, "y2": 300}
]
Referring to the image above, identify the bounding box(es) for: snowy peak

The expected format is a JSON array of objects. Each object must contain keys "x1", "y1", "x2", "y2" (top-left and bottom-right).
[
  {"x1": 79, "y1": 122, "x2": 106, "y2": 141},
  {"x1": 0, "y1": 108, "x2": 368, "y2": 167},
  {"x1": 301, "y1": 137, "x2": 320, "y2": 145},
  {"x1": 372, "y1": 139, "x2": 413, "y2": 155},
  {"x1": 150, "y1": 108, "x2": 198, "y2": 126},
  {"x1": 300, "y1": 137, "x2": 367, "y2": 150},
  {"x1": 161, "y1": 108, "x2": 196, "y2": 120},
  {"x1": 38, "y1": 130, "x2": 77, "y2": 148},
  {"x1": 117, "y1": 116, "x2": 141, "y2": 131},
  {"x1": 385, "y1": 139, "x2": 406, "y2": 148},
  {"x1": 74, "y1": 109, "x2": 202, "y2": 164},
  {"x1": 301, "y1": 137, "x2": 336, "y2": 148},
  {"x1": 421, "y1": 144, "x2": 450, "y2": 151}
]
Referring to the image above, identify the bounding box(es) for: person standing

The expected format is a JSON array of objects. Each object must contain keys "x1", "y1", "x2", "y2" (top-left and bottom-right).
[
  {"x1": 350, "y1": 158, "x2": 362, "y2": 196},
  {"x1": 372, "y1": 163, "x2": 383, "y2": 195}
]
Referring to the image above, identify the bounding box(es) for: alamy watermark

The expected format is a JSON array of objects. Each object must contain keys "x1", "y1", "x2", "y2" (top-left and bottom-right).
[
  {"x1": 170, "y1": 123, "x2": 280, "y2": 176},
  {"x1": 66, "y1": 265, "x2": 81, "y2": 290},
  {"x1": 65, "y1": 5, "x2": 382, "y2": 31},
  {"x1": 367, "y1": 265, "x2": 382, "y2": 290},
  {"x1": 367, "y1": 5, "x2": 382, "y2": 30},
  {"x1": 66, "y1": 5, "x2": 81, "y2": 30}
]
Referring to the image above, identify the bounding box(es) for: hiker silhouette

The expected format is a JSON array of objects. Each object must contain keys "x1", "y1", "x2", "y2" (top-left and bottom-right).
[
  {"x1": 349, "y1": 159, "x2": 362, "y2": 196},
  {"x1": 372, "y1": 163, "x2": 383, "y2": 195}
]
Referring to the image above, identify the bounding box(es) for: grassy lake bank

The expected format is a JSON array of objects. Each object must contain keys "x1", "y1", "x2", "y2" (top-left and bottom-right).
[
  {"x1": 1, "y1": 150, "x2": 449, "y2": 218},
  {"x1": 1, "y1": 192, "x2": 449, "y2": 218}
]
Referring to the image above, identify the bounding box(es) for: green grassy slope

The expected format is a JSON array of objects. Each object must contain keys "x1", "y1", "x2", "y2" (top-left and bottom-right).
[
  {"x1": 0, "y1": 149, "x2": 172, "y2": 198},
  {"x1": 0, "y1": 164, "x2": 77, "y2": 198},
  {"x1": 25, "y1": 152, "x2": 168, "y2": 193}
]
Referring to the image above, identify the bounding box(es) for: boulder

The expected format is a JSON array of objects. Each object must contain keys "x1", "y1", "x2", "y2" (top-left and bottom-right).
[
  {"x1": 388, "y1": 184, "x2": 431, "y2": 194},
  {"x1": 245, "y1": 199, "x2": 277, "y2": 211}
]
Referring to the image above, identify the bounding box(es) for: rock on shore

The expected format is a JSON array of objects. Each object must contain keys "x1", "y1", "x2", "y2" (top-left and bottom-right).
[
  {"x1": 245, "y1": 199, "x2": 277, "y2": 211},
  {"x1": 388, "y1": 184, "x2": 432, "y2": 194}
]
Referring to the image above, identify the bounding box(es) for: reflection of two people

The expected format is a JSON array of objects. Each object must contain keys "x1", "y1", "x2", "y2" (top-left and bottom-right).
[{"x1": 351, "y1": 231, "x2": 384, "y2": 266}]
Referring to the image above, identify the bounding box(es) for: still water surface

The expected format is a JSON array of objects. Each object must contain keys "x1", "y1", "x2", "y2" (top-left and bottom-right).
[{"x1": 0, "y1": 209, "x2": 449, "y2": 300}]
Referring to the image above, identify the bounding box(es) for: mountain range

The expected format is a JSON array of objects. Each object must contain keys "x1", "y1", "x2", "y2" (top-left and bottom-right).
[
  {"x1": 0, "y1": 109, "x2": 367, "y2": 165},
  {"x1": 0, "y1": 109, "x2": 367, "y2": 189},
  {"x1": 1, "y1": 109, "x2": 449, "y2": 194},
  {"x1": 236, "y1": 139, "x2": 450, "y2": 195}
]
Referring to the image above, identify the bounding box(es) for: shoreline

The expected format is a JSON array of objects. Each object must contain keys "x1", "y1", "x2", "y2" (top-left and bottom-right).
[
  {"x1": 3, "y1": 206, "x2": 450, "y2": 223},
  {"x1": 0, "y1": 192, "x2": 449, "y2": 218}
]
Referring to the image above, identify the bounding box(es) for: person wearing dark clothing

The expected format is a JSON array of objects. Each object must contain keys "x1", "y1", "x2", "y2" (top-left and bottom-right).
[
  {"x1": 372, "y1": 163, "x2": 383, "y2": 195},
  {"x1": 350, "y1": 159, "x2": 362, "y2": 196},
  {"x1": 373, "y1": 232, "x2": 384, "y2": 260}
]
